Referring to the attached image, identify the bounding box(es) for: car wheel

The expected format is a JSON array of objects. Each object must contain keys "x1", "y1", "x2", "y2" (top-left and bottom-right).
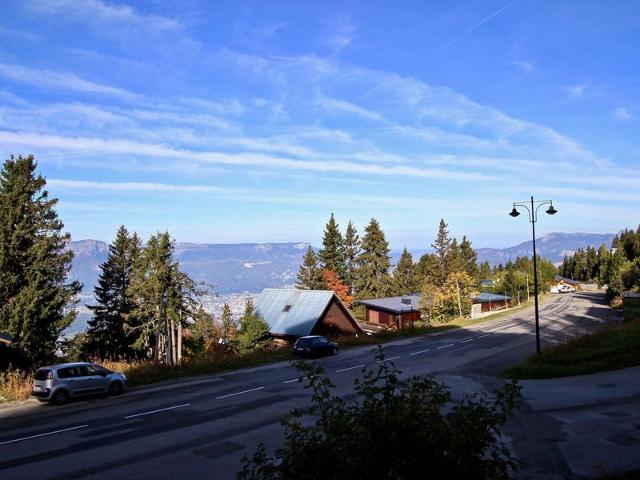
[
  {"x1": 108, "y1": 381, "x2": 124, "y2": 395},
  {"x1": 51, "y1": 389, "x2": 69, "y2": 405}
]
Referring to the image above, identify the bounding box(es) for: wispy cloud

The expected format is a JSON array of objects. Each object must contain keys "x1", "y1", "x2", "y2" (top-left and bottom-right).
[
  {"x1": 29, "y1": 0, "x2": 179, "y2": 30},
  {"x1": 565, "y1": 83, "x2": 588, "y2": 99},
  {"x1": 316, "y1": 95, "x2": 384, "y2": 122},
  {"x1": 512, "y1": 59, "x2": 535, "y2": 72},
  {"x1": 614, "y1": 106, "x2": 632, "y2": 121},
  {"x1": 0, "y1": 63, "x2": 138, "y2": 99}
]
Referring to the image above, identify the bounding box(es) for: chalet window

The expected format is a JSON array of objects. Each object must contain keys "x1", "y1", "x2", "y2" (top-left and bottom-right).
[{"x1": 283, "y1": 304, "x2": 292, "y2": 312}]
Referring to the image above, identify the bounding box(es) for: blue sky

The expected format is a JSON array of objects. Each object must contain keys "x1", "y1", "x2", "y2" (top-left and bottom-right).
[{"x1": 0, "y1": 0, "x2": 638, "y2": 249}]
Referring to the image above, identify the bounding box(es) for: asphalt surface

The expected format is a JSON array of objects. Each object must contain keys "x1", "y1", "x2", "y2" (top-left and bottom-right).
[{"x1": 0, "y1": 291, "x2": 630, "y2": 480}]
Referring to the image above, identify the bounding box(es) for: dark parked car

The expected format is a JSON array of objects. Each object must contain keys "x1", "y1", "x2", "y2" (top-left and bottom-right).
[
  {"x1": 32, "y1": 362, "x2": 127, "y2": 405},
  {"x1": 293, "y1": 335, "x2": 338, "y2": 358}
]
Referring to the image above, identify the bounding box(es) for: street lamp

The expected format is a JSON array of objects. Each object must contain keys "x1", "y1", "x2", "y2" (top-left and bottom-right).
[{"x1": 509, "y1": 196, "x2": 557, "y2": 355}]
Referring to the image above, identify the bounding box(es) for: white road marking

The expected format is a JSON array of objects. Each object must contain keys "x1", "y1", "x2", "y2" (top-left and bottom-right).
[
  {"x1": 437, "y1": 343, "x2": 454, "y2": 349},
  {"x1": 124, "y1": 403, "x2": 190, "y2": 419},
  {"x1": 458, "y1": 338, "x2": 473, "y2": 344},
  {"x1": 0, "y1": 424, "x2": 89, "y2": 446},
  {"x1": 409, "y1": 349, "x2": 431, "y2": 356},
  {"x1": 378, "y1": 356, "x2": 400, "y2": 363},
  {"x1": 283, "y1": 377, "x2": 305, "y2": 384},
  {"x1": 216, "y1": 387, "x2": 264, "y2": 399},
  {"x1": 478, "y1": 333, "x2": 491, "y2": 338},
  {"x1": 335, "y1": 364, "x2": 364, "y2": 373}
]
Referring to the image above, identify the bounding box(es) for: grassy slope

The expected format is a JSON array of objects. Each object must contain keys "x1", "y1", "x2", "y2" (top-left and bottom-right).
[{"x1": 502, "y1": 317, "x2": 640, "y2": 379}]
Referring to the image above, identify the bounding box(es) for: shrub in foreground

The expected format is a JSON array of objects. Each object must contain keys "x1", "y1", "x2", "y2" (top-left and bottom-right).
[{"x1": 238, "y1": 347, "x2": 521, "y2": 480}]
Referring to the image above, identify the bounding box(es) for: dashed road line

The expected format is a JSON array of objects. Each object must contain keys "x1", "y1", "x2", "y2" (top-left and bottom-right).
[
  {"x1": 437, "y1": 343, "x2": 454, "y2": 350},
  {"x1": 335, "y1": 365, "x2": 364, "y2": 373},
  {"x1": 283, "y1": 377, "x2": 305, "y2": 384},
  {"x1": 409, "y1": 348, "x2": 431, "y2": 356},
  {"x1": 478, "y1": 333, "x2": 491, "y2": 339},
  {"x1": 378, "y1": 356, "x2": 400, "y2": 363},
  {"x1": 124, "y1": 403, "x2": 190, "y2": 419},
  {"x1": 0, "y1": 425, "x2": 89, "y2": 446},
  {"x1": 216, "y1": 387, "x2": 264, "y2": 399},
  {"x1": 458, "y1": 338, "x2": 473, "y2": 344}
]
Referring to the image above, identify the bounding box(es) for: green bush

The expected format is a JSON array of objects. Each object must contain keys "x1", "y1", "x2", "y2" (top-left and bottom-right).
[{"x1": 238, "y1": 347, "x2": 521, "y2": 480}]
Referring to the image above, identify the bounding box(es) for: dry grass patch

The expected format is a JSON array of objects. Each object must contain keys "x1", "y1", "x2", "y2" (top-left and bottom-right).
[{"x1": 0, "y1": 367, "x2": 33, "y2": 402}]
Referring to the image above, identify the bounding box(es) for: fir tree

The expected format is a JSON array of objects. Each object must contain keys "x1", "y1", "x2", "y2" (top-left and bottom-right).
[
  {"x1": 354, "y1": 218, "x2": 391, "y2": 299},
  {"x1": 85, "y1": 226, "x2": 138, "y2": 360},
  {"x1": 129, "y1": 232, "x2": 199, "y2": 364},
  {"x1": 0, "y1": 155, "x2": 81, "y2": 367},
  {"x1": 392, "y1": 248, "x2": 418, "y2": 295},
  {"x1": 459, "y1": 236, "x2": 479, "y2": 280},
  {"x1": 431, "y1": 219, "x2": 453, "y2": 285},
  {"x1": 317, "y1": 213, "x2": 346, "y2": 279},
  {"x1": 297, "y1": 246, "x2": 326, "y2": 290},
  {"x1": 415, "y1": 253, "x2": 439, "y2": 287},
  {"x1": 343, "y1": 221, "x2": 361, "y2": 294},
  {"x1": 220, "y1": 303, "x2": 234, "y2": 343},
  {"x1": 236, "y1": 298, "x2": 271, "y2": 352}
]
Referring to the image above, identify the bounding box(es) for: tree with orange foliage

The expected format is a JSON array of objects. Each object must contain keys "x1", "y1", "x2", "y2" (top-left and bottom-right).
[{"x1": 323, "y1": 269, "x2": 353, "y2": 308}]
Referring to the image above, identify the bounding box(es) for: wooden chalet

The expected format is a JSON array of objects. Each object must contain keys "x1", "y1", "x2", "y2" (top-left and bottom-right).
[
  {"x1": 255, "y1": 288, "x2": 362, "y2": 340},
  {"x1": 358, "y1": 294, "x2": 421, "y2": 330}
]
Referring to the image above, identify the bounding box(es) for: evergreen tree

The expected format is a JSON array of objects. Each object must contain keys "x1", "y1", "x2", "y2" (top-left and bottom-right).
[
  {"x1": 0, "y1": 155, "x2": 81, "y2": 367},
  {"x1": 190, "y1": 307, "x2": 218, "y2": 355},
  {"x1": 129, "y1": 232, "x2": 199, "y2": 364},
  {"x1": 317, "y1": 213, "x2": 346, "y2": 279},
  {"x1": 392, "y1": 248, "x2": 418, "y2": 295},
  {"x1": 354, "y1": 218, "x2": 391, "y2": 299},
  {"x1": 596, "y1": 244, "x2": 609, "y2": 287},
  {"x1": 296, "y1": 246, "x2": 326, "y2": 290},
  {"x1": 85, "y1": 226, "x2": 138, "y2": 360},
  {"x1": 236, "y1": 298, "x2": 271, "y2": 352},
  {"x1": 431, "y1": 219, "x2": 453, "y2": 285},
  {"x1": 478, "y1": 261, "x2": 492, "y2": 281},
  {"x1": 459, "y1": 236, "x2": 479, "y2": 280},
  {"x1": 416, "y1": 253, "x2": 440, "y2": 287},
  {"x1": 343, "y1": 221, "x2": 360, "y2": 294},
  {"x1": 220, "y1": 303, "x2": 234, "y2": 343}
]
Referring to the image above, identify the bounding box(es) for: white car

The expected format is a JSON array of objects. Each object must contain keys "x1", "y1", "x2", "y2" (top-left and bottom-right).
[{"x1": 551, "y1": 284, "x2": 575, "y2": 294}]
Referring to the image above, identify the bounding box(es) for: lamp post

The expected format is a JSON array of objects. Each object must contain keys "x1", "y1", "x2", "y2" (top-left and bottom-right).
[{"x1": 509, "y1": 196, "x2": 557, "y2": 354}]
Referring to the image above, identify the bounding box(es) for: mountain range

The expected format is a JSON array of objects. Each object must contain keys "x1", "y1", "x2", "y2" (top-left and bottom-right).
[{"x1": 69, "y1": 232, "x2": 615, "y2": 298}]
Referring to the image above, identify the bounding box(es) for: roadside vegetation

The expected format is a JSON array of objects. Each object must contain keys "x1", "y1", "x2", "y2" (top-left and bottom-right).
[
  {"x1": 238, "y1": 347, "x2": 522, "y2": 480},
  {"x1": 502, "y1": 317, "x2": 640, "y2": 379},
  {"x1": 560, "y1": 226, "x2": 640, "y2": 304}
]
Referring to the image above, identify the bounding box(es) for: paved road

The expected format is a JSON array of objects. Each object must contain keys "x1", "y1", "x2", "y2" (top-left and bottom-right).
[{"x1": 0, "y1": 292, "x2": 625, "y2": 479}]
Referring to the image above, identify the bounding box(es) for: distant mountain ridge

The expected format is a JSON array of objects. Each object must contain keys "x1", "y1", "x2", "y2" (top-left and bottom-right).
[
  {"x1": 474, "y1": 232, "x2": 615, "y2": 266},
  {"x1": 68, "y1": 240, "x2": 310, "y2": 296},
  {"x1": 68, "y1": 233, "x2": 614, "y2": 298}
]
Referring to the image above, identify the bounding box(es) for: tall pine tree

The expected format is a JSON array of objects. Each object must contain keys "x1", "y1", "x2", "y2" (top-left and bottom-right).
[
  {"x1": 317, "y1": 213, "x2": 346, "y2": 279},
  {"x1": 431, "y1": 219, "x2": 453, "y2": 285},
  {"x1": 0, "y1": 155, "x2": 81, "y2": 367},
  {"x1": 85, "y1": 226, "x2": 139, "y2": 360},
  {"x1": 392, "y1": 248, "x2": 418, "y2": 295},
  {"x1": 297, "y1": 246, "x2": 326, "y2": 290},
  {"x1": 354, "y1": 218, "x2": 391, "y2": 299},
  {"x1": 459, "y1": 236, "x2": 479, "y2": 280},
  {"x1": 343, "y1": 220, "x2": 361, "y2": 294}
]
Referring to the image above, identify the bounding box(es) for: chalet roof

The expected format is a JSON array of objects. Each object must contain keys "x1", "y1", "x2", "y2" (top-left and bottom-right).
[
  {"x1": 255, "y1": 288, "x2": 360, "y2": 337},
  {"x1": 358, "y1": 294, "x2": 421, "y2": 314},
  {"x1": 554, "y1": 275, "x2": 579, "y2": 286},
  {"x1": 472, "y1": 293, "x2": 511, "y2": 303}
]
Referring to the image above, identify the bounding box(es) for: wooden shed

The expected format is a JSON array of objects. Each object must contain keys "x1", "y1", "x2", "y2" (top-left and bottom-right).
[{"x1": 358, "y1": 294, "x2": 422, "y2": 330}]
